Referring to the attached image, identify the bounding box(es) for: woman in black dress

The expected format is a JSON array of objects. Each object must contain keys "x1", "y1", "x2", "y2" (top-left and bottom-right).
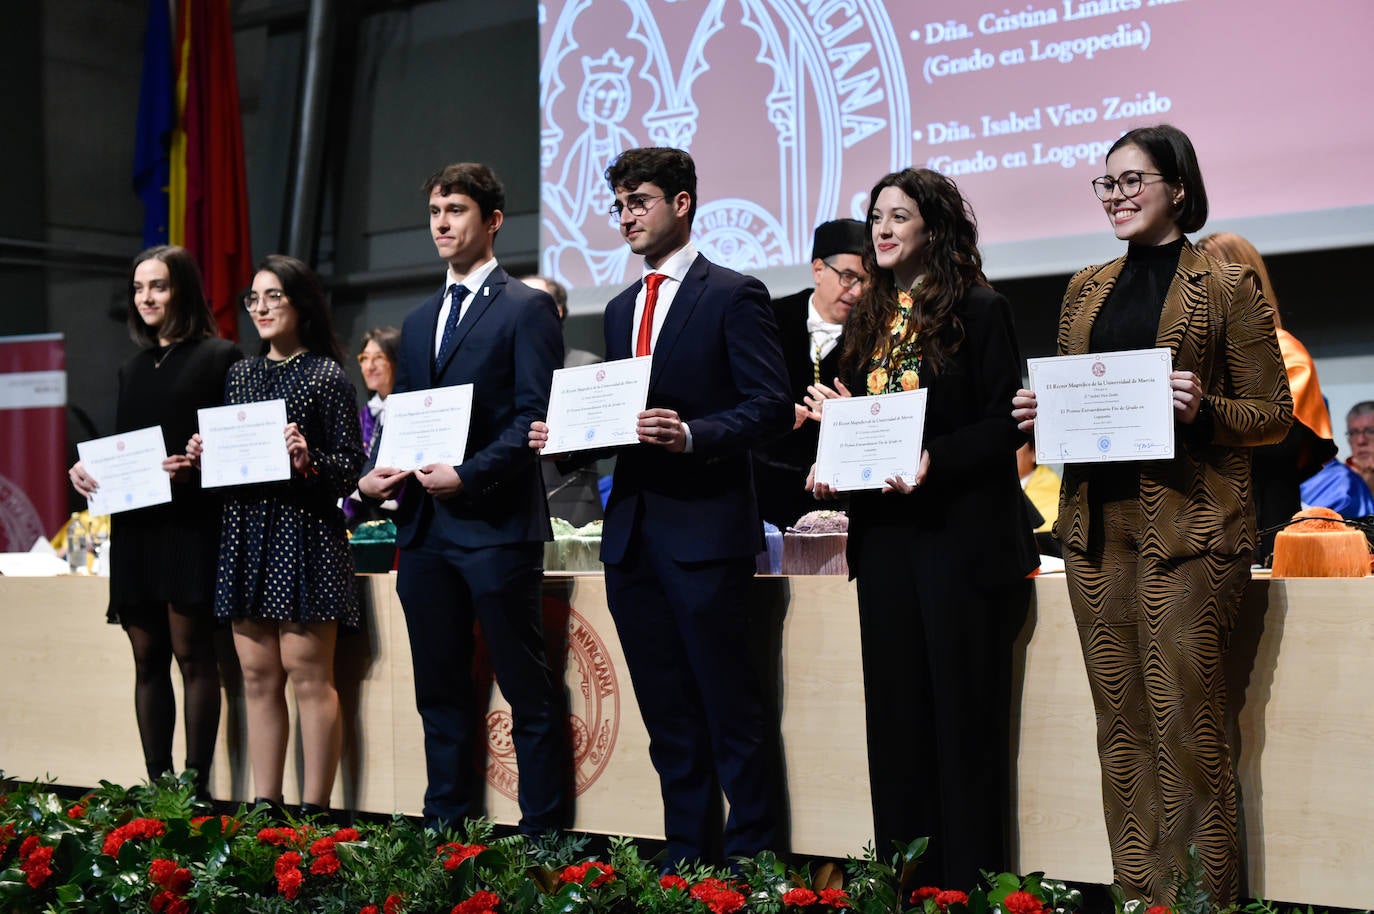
[
  {"x1": 808, "y1": 169, "x2": 1037, "y2": 888},
  {"x1": 188, "y1": 255, "x2": 363, "y2": 815},
  {"x1": 68, "y1": 245, "x2": 240, "y2": 796}
]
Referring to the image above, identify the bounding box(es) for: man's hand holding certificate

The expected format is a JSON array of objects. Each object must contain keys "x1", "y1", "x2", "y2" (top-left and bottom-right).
[
  {"x1": 815, "y1": 388, "x2": 928, "y2": 491},
  {"x1": 374, "y1": 384, "x2": 474, "y2": 471},
  {"x1": 543, "y1": 356, "x2": 651, "y2": 454},
  {"x1": 198, "y1": 400, "x2": 291, "y2": 488},
  {"x1": 76, "y1": 426, "x2": 172, "y2": 515},
  {"x1": 1027, "y1": 347, "x2": 1175, "y2": 464}
]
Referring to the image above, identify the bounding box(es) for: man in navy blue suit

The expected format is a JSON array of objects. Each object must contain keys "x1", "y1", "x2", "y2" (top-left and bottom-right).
[
  {"x1": 532, "y1": 147, "x2": 793, "y2": 866},
  {"x1": 359, "y1": 162, "x2": 569, "y2": 833}
]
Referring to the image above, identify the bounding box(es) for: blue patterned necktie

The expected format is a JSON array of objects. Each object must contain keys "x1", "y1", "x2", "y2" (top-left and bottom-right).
[{"x1": 434, "y1": 284, "x2": 470, "y2": 372}]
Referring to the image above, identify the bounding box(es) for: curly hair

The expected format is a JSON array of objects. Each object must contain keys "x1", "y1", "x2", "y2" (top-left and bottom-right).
[{"x1": 839, "y1": 168, "x2": 988, "y2": 379}]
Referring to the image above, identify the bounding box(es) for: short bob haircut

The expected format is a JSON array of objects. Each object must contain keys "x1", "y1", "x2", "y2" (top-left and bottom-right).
[
  {"x1": 127, "y1": 245, "x2": 218, "y2": 347},
  {"x1": 421, "y1": 162, "x2": 505, "y2": 221},
  {"x1": 358, "y1": 326, "x2": 401, "y2": 365},
  {"x1": 1107, "y1": 124, "x2": 1208, "y2": 234},
  {"x1": 254, "y1": 254, "x2": 346, "y2": 365},
  {"x1": 605, "y1": 147, "x2": 698, "y2": 226}
]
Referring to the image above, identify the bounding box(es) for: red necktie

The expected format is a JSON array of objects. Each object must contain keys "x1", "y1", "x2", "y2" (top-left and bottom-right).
[{"x1": 635, "y1": 273, "x2": 667, "y2": 357}]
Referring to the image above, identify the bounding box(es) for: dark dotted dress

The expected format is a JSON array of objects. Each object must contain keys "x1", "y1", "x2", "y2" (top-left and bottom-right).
[{"x1": 213, "y1": 352, "x2": 364, "y2": 627}]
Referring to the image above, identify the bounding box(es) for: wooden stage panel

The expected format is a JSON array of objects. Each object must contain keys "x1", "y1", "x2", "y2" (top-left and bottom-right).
[{"x1": 1, "y1": 572, "x2": 1371, "y2": 908}]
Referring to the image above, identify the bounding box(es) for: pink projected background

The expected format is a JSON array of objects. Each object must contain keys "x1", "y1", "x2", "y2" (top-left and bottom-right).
[{"x1": 538, "y1": 0, "x2": 1374, "y2": 288}]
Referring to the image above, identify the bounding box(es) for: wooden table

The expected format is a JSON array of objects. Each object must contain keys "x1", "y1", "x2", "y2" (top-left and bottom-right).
[{"x1": 2, "y1": 572, "x2": 1370, "y2": 908}]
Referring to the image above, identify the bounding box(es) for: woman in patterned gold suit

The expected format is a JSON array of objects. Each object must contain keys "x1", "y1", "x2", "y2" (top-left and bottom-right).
[{"x1": 1013, "y1": 125, "x2": 1292, "y2": 906}]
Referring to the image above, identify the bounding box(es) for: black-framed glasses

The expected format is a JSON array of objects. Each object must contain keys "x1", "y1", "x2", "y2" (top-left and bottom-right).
[
  {"x1": 1348, "y1": 427, "x2": 1374, "y2": 441},
  {"x1": 822, "y1": 260, "x2": 867, "y2": 290},
  {"x1": 609, "y1": 194, "x2": 664, "y2": 217},
  {"x1": 242, "y1": 289, "x2": 289, "y2": 312},
  {"x1": 1091, "y1": 170, "x2": 1168, "y2": 201}
]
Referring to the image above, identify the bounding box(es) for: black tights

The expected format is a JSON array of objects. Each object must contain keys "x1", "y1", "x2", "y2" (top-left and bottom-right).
[{"x1": 125, "y1": 606, "x2": 221, "y2": 791}]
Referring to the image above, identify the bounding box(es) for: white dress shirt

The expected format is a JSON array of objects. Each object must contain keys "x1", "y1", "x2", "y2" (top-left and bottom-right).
[{"x1": 434, "y1": 257, "x2": 500, "y2": 359}]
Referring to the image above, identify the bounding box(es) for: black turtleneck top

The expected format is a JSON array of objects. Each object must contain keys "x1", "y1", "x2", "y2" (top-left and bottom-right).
[{"x1": 1089, "y1": 237, "x2": 1185, "y2": 353}]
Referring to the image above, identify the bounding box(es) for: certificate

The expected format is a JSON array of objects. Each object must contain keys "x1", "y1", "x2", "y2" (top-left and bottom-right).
[
  {"x1": 815, "y1": 388, "x2": 928, "y2": 491},
  {"x1": 1028, "y1": 347, "x2": 1175, "y2": 464},
  {"x1": 77, "y1": 426, "x2": 172, "y2": 516},
  {"x1": 374, "y1": 384, "x2": 473, "y2": 471},
  {"x1": 543, "y1": 356, "x2": 652, "y2": 454},
  {"x1": 198, "y1": 400, "x2": 291, "y2": 488}
]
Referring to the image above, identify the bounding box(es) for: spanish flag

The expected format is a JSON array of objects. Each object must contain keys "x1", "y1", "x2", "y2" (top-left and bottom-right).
[{"x1": 134, "y1": 0, "x2": 251, "y2": 342}]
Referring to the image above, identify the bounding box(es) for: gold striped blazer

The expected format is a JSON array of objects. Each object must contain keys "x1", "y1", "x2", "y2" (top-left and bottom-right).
[{"x1": 1053, "y1": 241, "x2": 1293, "y2": 560}]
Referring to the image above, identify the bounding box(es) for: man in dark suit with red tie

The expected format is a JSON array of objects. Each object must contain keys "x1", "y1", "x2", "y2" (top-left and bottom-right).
[
  {"x1": 532, "y1": 147, "x2": 793, "y2": 866},
  {"x1": 359, "y1": 162, "x2": 570, "y2": 834}
]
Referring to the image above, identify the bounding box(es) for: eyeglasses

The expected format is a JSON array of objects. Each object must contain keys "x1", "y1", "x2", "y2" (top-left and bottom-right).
[
  {"x1": 357, "y1": 353, "x2": 390, "y2": 367},
  {"x1": 609, "y1": 194, "x2": 664, "y2": 217},
  {"x1": 1348, "y1": 427, "x2": 1374, "y2": 441},
  {"x1": 822, "y1": 260, "x2": 867, "y2": 290},
  {"x1": 1091, "y1": 170, "x2": 1168, "y2": 201},
  {"x1": 242, "y1": 289, "x2": 289, "y2": 312}
]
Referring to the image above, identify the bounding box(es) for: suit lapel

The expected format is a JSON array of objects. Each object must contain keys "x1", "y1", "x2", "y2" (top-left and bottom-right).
[
  {"x1": 434, "y1": 266, "x2": 508, "y2": 379},
  {"x1": 605, "y1": 284, "x2": 639, "y2": 361},
  {"x1": 1154, "y1": 242, "x2": 1211, "y2": 367},
  {"x1": 649, "y1": 254, "x2": 707, "y2": 388},
  {"x1": 1066, "y1": 257, "x2": 1124, "y2": 354}
]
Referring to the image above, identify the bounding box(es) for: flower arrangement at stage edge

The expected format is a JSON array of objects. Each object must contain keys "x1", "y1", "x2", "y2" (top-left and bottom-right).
[{"x1": 0, "y1": 773, "x2": 1362, "y2": 914}]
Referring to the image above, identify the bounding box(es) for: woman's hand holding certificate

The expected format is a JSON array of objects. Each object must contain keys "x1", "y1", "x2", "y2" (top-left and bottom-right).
[
  {"x1": 1026, "y1": 347, "x2": 1175, "y2": 464},
  {"x1": 197, "y1": 400, "x2": 291, "y2": 488},
  {"x1": 814, "y1": 388, "x2": 928, "y2": 491}
]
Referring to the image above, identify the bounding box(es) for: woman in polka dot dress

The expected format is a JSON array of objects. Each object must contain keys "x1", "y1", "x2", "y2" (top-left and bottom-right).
[{"x1": 187, "y1": 254, "x2": 364, "y2": 816}]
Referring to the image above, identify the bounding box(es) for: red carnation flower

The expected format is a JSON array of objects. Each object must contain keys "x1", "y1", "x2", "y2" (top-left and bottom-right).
[
  {"x1": 258, "y1": 826, "x2": 307, "y2": 847},
  {"x1": 335, "y1": 827, "x2": 361, "y2": 842},
  {"x1": 103, "y1": 818, "x2": 167, "y2": 858},
  {"x1": 275, "y1": 851, "x2": 304, "y2": 899},
  {"x1": 0, "y1": 822, "x2": 15, "y2": 855},
  {"x1": 782, "y1": 887, "x2": 819, "y2": 906},
  {"x1": 360, "y1": 907, "x2": 379, "y2": 914},
  {"x1": 384, "y1": 894, "x2": 405, "y2": 914},
  {"x1": 1147, "y1": 907, "x2": 1172, "y2": 914},
  {"x1": 19, "y1": 835, "x2": 40, "y2": 860},
  {"x1": 437, "y1": 842, "x2": 488, "y2": 870},
  {"x1": 819, "y1": 888, "x2": 852, "y2": 908},
  {"x1": 1003, "y1": 890, "x2": 1045, "y2": 914},
  {"x1": 148, "y1": 859, "x2": 177, "y2": 887},
  {"x1": 150, "y1": 890, "x2": 175, "y2": 913},
  {"x1": 311, "y1": 853, "x2": 342, "y2": 876},
  {"x1": 67, "y1": 802, "x2": 87, "y2": 819},
  {"x1": 934, "y1": 889, "x2": 969, "y2": 911},
  {"x1": 559, "y1": 860, "x2": 615, "y2": 887},
  {"x1": 691, "y1": 879, "x2": 747, "y2": 914},
  {"x1": 20, "y1": 844, "x2": 54, "y2": 889},
  {"x1": 660, "y1": 874, "x2": 689, "y2": 891},
  {"x1": 167, "y1": 898, "x2": 190, "y2": 914},
  {"x1": 451, "y1": 890, "x2": 502, "y2": 914},
  {"x1": 912, "y1": 886, "x2": 942, "y2": 904}
]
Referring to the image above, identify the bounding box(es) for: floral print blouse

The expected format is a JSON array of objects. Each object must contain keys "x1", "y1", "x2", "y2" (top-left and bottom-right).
[{"x1": 866, "y1": 287, "x2": 923, "y2": 395}]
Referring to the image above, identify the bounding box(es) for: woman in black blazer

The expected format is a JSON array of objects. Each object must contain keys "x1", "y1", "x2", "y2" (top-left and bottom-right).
[{"x1": 809, "y1": 168, "x2": 1037, "y2": 889}]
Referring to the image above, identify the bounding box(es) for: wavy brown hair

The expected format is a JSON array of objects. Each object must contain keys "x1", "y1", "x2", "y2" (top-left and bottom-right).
[{"x1": 840, "y1": 168, "x2": 988, "y2": 379}]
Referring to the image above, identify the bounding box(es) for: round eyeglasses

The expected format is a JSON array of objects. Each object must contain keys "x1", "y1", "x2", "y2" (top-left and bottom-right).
[
  {"x1": 1091, "y1": 170, "x2": 1168, "y2": 201},
  {"x1": 242, "y1": 289, "x2": 289, "y2": 312},
  {"x1": 609, "y1": 194, "x2": 665, "y2": 217}
]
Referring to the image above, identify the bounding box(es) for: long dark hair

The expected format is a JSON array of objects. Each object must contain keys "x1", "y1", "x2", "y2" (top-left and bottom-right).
[
  {"x1": 127, "y1": 245, "x2": 217, "y2": 347},
  {"x1": 840, "y1": 168, "x2": 988, "y2": 379},
  {"x1": 256, "y1": 254, "x2": 345, "y2": 365}
]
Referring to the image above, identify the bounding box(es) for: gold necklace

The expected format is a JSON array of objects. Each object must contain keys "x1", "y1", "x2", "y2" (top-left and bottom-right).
[{"x1": 153, "y1": 341, "x2": 180, "y2": 368}]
